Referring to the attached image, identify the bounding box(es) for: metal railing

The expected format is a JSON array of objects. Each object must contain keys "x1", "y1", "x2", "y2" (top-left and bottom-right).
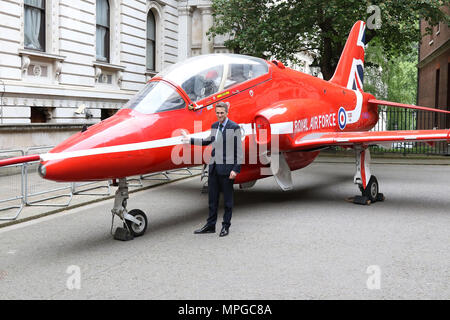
[
  {"x1": 71, "y1": 181, "x2": 111, "y2": 196},
  {"x1": 0, "y1": 145, "x2": 203, "y2": 221},
  {"x1": 24, "y1": 146, "x2": 73, "y2": 207},
  {"x1": 328, "y1": 108, "x2": 450, "y2": 156},
  {"x1": 370, "y1": 108, "x2": 450, "y2": 156},
  {"x1": 131, "y1": 166, "x2": 202, "y2": 186},
  {"x1": 0, "y1": 149, "x2": 25, "y2": 220}
]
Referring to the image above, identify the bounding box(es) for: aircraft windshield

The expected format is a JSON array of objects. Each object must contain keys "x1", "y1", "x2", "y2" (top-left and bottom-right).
[
  {"x1": 156, "y1": 54, "x2": 269, "y2": 102},
  {"x1": 124, "y1": 81, "x2": 185, "y2": 114}
]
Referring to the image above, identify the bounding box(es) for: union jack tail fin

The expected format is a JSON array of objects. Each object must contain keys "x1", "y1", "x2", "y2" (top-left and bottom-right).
[{"x1": 329, "y1": 21, "x2": 366, "y2": 91}]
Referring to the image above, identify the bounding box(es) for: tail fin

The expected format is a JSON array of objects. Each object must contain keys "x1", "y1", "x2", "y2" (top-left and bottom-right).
[{"x1": 330, "y1": 21, "x2": 366, "y2": 91}]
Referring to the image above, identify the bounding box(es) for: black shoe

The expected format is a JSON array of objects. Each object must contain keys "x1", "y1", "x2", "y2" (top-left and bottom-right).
[
  {"x1": 194, "y1": 224, "x2": 215, "y2": 234},
  {"x1": 219, "y1": 226, "x2": 229, "y2": 237}
]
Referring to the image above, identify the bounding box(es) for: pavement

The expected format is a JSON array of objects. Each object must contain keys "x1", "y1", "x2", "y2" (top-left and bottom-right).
[{"x1": 0, "y1": 156, "x2": 449, "y2": 299}]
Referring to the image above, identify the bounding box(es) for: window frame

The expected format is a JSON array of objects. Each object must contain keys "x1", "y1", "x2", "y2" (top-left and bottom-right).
[
  {"x1": 147, "y1": 10, "x2": 156, "y2": 72},
  {"x1": 96, "y1": 0, "x2": 111, "y2": 63},
  {"x1": 24, "y1": 0, "x2": 46, "y2": 52}
]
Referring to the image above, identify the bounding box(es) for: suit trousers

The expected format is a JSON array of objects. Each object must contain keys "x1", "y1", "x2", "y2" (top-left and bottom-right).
[{"x1": 207, "y1": 165, "x2": 234, "y2": 228}]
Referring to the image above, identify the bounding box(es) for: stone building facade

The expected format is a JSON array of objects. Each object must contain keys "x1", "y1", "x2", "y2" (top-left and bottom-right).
[
  {"x1": 0, "y1": 0, "x2": 221, "y2": 149},
  {"x1": 0, "y1": 0, "x2": 316, "y2": 149}
]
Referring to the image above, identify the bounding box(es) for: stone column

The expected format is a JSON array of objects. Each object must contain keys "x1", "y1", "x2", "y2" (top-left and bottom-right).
[
  {"x1": 199, "y1": 6, "x2": 214, "y2": 55},
  {"x1": 178, "y1": 6, "x2": 193, "y2": 61}
]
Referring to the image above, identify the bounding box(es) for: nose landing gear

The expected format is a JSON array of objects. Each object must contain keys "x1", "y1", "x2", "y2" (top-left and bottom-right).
[{"x1": 111, "y1": 178, "x2": 148, "y2": 241}]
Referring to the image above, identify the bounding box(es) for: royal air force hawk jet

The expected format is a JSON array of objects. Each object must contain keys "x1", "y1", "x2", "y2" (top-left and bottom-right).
[{"x1": 1, "y1": 21, "x2": 449, "y2": 239}]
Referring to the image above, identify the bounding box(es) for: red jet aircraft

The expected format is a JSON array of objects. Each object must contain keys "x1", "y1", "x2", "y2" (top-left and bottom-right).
[{"x1": 1, "y1": 21, "x2": 449, "y2": 239}]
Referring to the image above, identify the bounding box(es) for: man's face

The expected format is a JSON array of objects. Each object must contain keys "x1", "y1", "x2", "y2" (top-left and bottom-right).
[{"x1": 215, "y1": 107, "x2": 228, "y2": 123}]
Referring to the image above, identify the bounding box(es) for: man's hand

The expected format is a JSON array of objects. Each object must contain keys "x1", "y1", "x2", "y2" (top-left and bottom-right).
[
  {"x1": 181, "y1": 130, "x2": 190, "y2": 144},
  {"x1": 229, "y1": 171, "x2": 237, "y2": 180}
]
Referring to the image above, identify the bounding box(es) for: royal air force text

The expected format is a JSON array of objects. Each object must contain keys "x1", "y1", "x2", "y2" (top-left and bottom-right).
[{"x1": 294, "y1": 113, "x2": 337, "y2": 133}]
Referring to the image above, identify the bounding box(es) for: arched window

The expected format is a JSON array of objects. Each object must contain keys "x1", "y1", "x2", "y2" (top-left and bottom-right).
[
  {"x1": 96, "y1": 0, "x2": 110, "y2": 62},
  {"x1": 147, "y1": 10, "x2": 156, "y2": 71},
  {"x1": 24, "y1": 0, "x2": 46, "y2": 51}
]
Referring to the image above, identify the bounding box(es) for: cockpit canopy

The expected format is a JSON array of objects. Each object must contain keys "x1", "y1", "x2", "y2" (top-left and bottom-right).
[{"x1": 124, "y1": 54, "x2": 269, "y2": 114}]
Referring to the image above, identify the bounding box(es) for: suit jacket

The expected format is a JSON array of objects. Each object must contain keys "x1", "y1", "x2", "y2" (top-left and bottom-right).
[{"x1": 190, "y1": 119, "x2": 243, "y2": 176}]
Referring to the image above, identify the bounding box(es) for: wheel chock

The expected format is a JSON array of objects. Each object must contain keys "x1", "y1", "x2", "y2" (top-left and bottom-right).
[
  {"x1": 114, "y1": 227, "x2": 134, "y2": 241},
  {"x1": 376, "y1": 193, "x2": 385, "y2": 202},
  {"x1": 348, "y1": 195, "x2": 371, "y2": 205}
]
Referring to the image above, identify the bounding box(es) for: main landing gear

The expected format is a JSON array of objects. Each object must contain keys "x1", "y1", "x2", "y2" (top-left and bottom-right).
[
  {"x1": 350, "y1": 147, "x2": 385, "y2": 205},
  {"x1": 110, "y1": 178, "x2": 148, "y2": 241}
]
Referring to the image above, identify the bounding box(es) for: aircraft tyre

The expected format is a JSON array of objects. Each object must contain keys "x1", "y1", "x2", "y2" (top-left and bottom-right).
[
  {"x1": 363, "y1": 175, "x2": 379, "y2": 203},
  {"x1": 124, "y1": 209, "x2": 148, "y2": 237}
]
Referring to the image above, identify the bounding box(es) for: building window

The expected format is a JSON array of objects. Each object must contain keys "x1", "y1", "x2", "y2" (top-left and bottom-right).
[
  {"x1": 446, "y1": 63, "x2": 450, "y2": 129},
  {"x1": 101, "y1": 108, "x2": 117, "y2": 120},
  {"x1": 434, "y1": 68, "x2": 440, "y2": 128},
  {"x1": 31, "y1": 107, "x2": 52, "y2": 123},
  {"x1": 96, "y1": 0, "x2": 110, "y2": 62},
  {"x1": 24, "y1": 0, "x2": 45, "y2": 51},
  {"x1": 147, "y1": 11, "x2": 156, "y2": 71}
]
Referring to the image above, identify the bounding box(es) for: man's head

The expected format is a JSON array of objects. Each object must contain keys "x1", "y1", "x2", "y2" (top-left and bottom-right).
[{"x1": 215, "y1": 102, "x2": 229, "y2": 123}]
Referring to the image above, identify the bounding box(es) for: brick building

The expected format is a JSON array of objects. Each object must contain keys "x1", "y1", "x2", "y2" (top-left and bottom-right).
[{"x1": 417, "y1": 6, "x2": 450, "y2": 129}]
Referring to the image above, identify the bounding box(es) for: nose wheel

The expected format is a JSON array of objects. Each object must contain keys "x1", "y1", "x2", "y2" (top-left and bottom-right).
[
  {"x1": 123, "y1": 209, "x2": 148, "y2": 237},
  {"x1": 111, "y1": 178, "x2": 148, "y2": 241}
]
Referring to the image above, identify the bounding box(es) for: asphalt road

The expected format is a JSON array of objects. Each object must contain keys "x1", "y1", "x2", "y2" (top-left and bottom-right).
[{"x1": 0, "y1": 161, "x2": 449, "y2": 300}]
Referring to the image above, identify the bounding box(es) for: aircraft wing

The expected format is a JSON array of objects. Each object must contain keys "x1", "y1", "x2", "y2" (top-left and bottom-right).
[
  {"x1": 368, "y1": 99, "x2": 450, "y2": 114},
  {"x1": 289, "y1": 129, "x2": 450, "y2": 151}
]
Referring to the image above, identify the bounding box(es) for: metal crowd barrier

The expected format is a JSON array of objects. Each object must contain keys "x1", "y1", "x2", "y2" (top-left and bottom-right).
[
  {"x1": 126, "y1": 176, "x2": 144, "y2": 188},
  {"x1": 71, "y1": 181, "x2": 111, "y2": 196},
  {"x1": 128, "y1": 166, "x2": 201, "y2": 187},
  {"x1": 0, "y1": 149, "x2": 25, "y2": 220},
  {"x1": 169, "y1": 168, "x2": 197, "y2": 176},
  {"x1": 24, "y1": 146, "x2": 73, "y2": 207},
  {"x1": 0, "y1": 145, "x2": 203, "y2": 221},
  {"x1": 140, "y1": 166, "x2": 201, "y2": 182},
  {"x1": 140, "y1": 171, "x2": 171, "y2": 181}
]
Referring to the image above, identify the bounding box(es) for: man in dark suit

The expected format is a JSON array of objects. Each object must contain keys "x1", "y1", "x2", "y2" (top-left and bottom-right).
[{"x1": 182, "y1": 102, "x2": 243, "y2": 237}]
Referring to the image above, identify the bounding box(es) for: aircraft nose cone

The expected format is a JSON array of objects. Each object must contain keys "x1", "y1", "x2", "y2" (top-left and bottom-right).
[{"x1": 38, "y1": 163, "x2": 46, "y2": 178}]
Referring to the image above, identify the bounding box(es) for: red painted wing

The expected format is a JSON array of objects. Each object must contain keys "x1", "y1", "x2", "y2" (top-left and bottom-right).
[{"x1": 368, "y1": 99, "x2": 450, "y2": 114}]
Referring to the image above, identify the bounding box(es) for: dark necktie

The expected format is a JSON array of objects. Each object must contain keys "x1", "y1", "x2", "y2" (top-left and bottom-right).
[{"x1": 219, "y1": 123, "x2": 224, "y2": 132}]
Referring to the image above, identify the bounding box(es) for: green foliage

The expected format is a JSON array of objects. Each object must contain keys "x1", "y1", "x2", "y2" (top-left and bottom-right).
[
  {"x1": 209, "y1": 0, "x2": 449, "y2": 80},
  {"x1": 365, "y1": 38, "x2": 419, "y2": 130}
]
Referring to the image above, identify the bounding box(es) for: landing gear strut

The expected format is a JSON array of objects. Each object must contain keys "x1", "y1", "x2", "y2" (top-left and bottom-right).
[
  {"x1": 351, "y1": 147, "x2": 385, "y2": 205},
  {"x1": 111, "y1": 178, "x2": 148, "y2": 240}
]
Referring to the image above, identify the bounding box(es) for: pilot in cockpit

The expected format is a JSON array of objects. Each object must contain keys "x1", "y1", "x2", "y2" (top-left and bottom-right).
[
  {"x1": 182, "y1": 74, "x2": 204, "y2": 102},
  {"x1": 181, "y1": 69, "x2": 220, "y2": 102},
  {"x1": 203, "y1": 70, "x2": 219, "y2": 97}
]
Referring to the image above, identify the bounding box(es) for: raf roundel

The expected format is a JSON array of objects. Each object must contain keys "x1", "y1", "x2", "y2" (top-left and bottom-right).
[{"x1": 338, "y1": 107, "x2": 347, "y2": 130}]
